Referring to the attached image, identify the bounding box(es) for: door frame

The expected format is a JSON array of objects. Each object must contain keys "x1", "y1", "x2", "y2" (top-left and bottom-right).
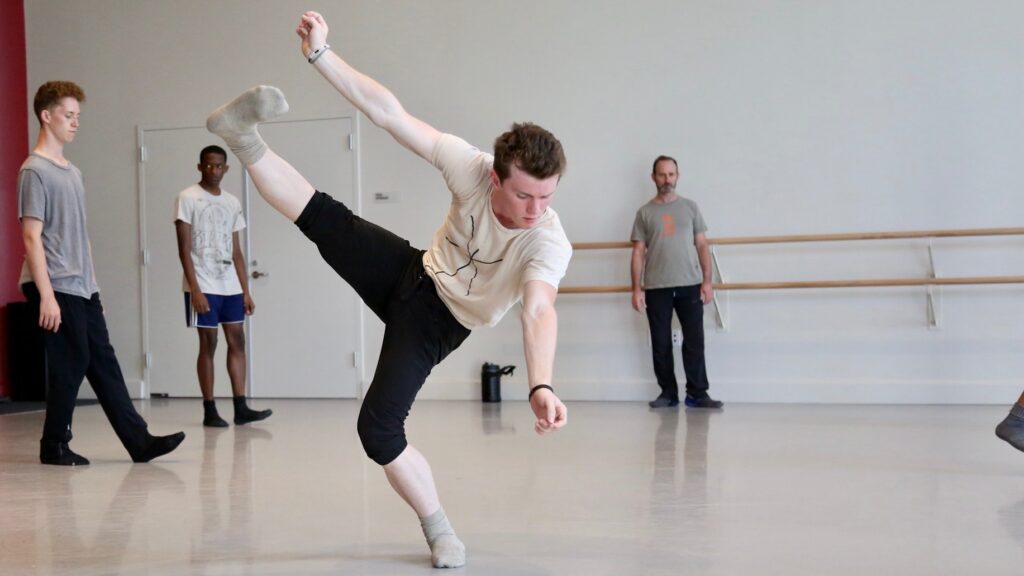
[{"x1": 136, "y1": 115, "x2": 366, "y2": 398}]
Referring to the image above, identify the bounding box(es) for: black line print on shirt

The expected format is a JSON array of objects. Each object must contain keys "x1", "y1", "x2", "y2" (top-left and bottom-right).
[
  {"x1": 193, "y1": 201, "x2": 235, "y2": 280},
  {"x1": 425, "y1": 215, "x2": 503, "y2": 296}
]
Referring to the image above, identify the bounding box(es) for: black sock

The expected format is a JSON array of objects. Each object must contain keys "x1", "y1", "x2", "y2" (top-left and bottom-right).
[
  {"x1": 233, "y1": 395, "x2": 272, "y2": 425},
  {"x1": 131, "y1": 432, "x2": 186, "y2": 463},
  {"x1": 203, "y1": 400, "x2": 229, "y2": 427},
  {"x1": 40, "y1": 440, "x2": 90, "y2": 466}
]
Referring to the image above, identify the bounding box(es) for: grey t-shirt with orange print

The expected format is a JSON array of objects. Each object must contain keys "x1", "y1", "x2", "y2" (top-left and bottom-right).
[{"x1": 630, "y1": 197, "x2": 707, "y2": 289}]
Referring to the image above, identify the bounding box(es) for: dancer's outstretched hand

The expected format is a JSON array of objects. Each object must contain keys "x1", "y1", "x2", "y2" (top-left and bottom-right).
[
  {"x1": 530, "y1": 388, "x2": 568, "y2": 435},
  {"x1": 296, "y1": 11, "x2": 329, "y2": 58}
]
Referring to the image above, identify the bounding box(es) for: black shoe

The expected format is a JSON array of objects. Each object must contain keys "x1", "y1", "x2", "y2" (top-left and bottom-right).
[
  {"x1": 234, "y1": 407, "x2": 272, "y2": 425},
  {"x1": 203, "y1": 414, "x2": 229, "y2": 428},
  {"x1": 684, "y1": 396, "x2": 724, "y2": 409},
  {"x1": 40, "y1": 441, "x2": 90, "y2": 466},
  {"x1": 648, "y1": 396, "x2": 680, "y2": 408},
  {"x1": 131, "y1": 432, "x2": 186, "y2": 463}
]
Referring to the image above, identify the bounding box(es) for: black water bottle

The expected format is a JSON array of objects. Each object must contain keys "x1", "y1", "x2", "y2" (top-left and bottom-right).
[{"x1": 481, "y1": 362, "x2": 515, "y2": 403}]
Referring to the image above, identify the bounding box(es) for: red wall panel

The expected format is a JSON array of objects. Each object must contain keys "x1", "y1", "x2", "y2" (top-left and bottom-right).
[{"x1": 0, "y1": 0, "x2": 29, "y2": 397}]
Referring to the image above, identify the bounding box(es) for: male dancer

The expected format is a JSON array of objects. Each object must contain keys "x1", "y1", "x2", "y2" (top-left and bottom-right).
[
  {"x1": 206, "y1": 11, "x2": 570, "y2": 568},
  {"x1": 19, "y1": 80, "x2": 185, "y2": 465}
]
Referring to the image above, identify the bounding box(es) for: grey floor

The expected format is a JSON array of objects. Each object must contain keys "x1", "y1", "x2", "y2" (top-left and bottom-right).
[{"x1": 0, "y1": 399, "x2": 1022, "y2": 575}]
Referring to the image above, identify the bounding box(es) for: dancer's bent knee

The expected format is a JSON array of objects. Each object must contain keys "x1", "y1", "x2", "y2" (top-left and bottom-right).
[{"x1": 357, "y1": 406, "x2": 408, "y2": 465}]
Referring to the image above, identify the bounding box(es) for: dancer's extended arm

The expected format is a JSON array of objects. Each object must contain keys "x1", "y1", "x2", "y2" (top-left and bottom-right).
[
  {"x1": 297, "y1": 11, "x2": 441, "y2": 161},
  {"x1": 521, "y1": 280, "x2": 568, "y2": 434}
]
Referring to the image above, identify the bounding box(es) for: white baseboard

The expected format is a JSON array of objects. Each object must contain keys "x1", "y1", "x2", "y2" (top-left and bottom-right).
[
  {"x1": 714, "y1": 378, "x2": 1022, "y2": 405},
  {"x1": 126, "y1": 379, "x2": 146, "y2": 400},
  {"x1": 417, "y1": 378, "x2": 1021, "y2": 405}
]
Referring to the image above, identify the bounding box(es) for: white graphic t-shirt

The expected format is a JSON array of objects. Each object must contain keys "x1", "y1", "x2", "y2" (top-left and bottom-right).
[
  {"x1": 174, "y1": 184, "x2": 246, "y2": 295},
  {"x1": 423, "y1": 134, "x2": 572, "y2": 329}
]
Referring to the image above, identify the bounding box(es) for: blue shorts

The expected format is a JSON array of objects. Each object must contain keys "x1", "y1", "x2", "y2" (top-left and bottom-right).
[{"x1": 185, "y1": 293, "x2": 245, "y2": 328}]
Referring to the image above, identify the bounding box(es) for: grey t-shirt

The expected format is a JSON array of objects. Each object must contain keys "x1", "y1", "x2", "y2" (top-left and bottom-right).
[
  {"x1": 630, "y1": 196, "x2": 708, "y2": 289},
  {"x1": 18, "y1": 153, "x2": 100, "y2": 298}
]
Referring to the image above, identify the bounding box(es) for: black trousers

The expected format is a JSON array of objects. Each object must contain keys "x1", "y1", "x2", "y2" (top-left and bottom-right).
[
  {"x1": 22, "y1": 283, "x2": 149, "y2": 453},
  {"x1": 644, "y1": 284, "x2": 710, "y2": 400},
  {"x1": 296, "y1": 191, "x2": 470, "y2": 465}
]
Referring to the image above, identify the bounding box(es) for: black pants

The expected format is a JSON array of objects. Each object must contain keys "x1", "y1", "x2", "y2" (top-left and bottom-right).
[
  {"x1": 296, "y1": 191, "x2": 470, "y2": 465},
  {"x1": 22, "y1": 283, "x2": 149, "y2": 454},
  {"x1": 644, "y1": 284, "x2": 710, "y2": 400}
]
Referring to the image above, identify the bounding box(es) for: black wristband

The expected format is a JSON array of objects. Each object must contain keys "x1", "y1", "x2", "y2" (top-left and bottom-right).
[{"x1": 528, "y1": 384, "x2": 553, "y2": 400}]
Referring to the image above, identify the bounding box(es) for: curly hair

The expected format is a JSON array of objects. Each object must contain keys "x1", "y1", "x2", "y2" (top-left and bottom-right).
[
  {"x1": 33, "y1": 81, "x2": 86, "y2": 122},
  {"x1": 493, "y1": 122, "x2": 566, "y2": 182}
]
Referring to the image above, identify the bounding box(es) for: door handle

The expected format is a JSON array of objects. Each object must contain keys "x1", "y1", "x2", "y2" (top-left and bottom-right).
[{"x1": 251, "y1": 270, "x2": 270, "y2": 279}]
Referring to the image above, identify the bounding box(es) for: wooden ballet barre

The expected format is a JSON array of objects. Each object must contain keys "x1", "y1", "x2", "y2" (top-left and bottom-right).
[
  {"x1": 571, "y1": 227, "x2": 1024, "y2": 251},
  {"x1": 559, "y1": 275, "x2": 1024, "y2": 294},
  {"x1": 710, "y1": 227, "x2": 1024, "y2": 246}
]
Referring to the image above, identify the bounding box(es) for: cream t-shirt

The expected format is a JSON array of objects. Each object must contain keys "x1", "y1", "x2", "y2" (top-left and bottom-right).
[{"x1": 423, "y1": 134, "x2": 572, "y2": 329}]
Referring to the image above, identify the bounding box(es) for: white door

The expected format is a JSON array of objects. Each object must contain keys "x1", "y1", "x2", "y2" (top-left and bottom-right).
[
  {"x1": 140, "y1": 118, "x2": 359, "y2": 399},
  {"x1": 140, "y1": 126, "x2": 240, "y2": 398},
  {"x1": 246, "y1": 118, "x2": 359, "y2": 398}
]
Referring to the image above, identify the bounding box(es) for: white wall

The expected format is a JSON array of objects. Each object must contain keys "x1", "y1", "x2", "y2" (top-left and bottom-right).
[{"x1": 24, "y1": 0, "x2": 1024, "y2": 403}]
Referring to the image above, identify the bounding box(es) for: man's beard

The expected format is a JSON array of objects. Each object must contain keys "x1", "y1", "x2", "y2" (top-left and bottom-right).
[{"x1": 657, "y1": 184, "x2": 675, "y2": 195}]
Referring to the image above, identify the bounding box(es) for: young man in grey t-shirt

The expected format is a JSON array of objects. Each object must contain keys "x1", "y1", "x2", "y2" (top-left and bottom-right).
[
  {"x1": 630, "y1": 155, "x2": 723, "y2": 409},
  {"x1": 18, "y1": 81, "x2": 185, "y2": 466}
]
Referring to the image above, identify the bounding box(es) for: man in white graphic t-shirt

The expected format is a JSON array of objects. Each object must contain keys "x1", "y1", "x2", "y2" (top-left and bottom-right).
[{"x1": 175, "y1": 145, "x2": 272, "y2": 427}]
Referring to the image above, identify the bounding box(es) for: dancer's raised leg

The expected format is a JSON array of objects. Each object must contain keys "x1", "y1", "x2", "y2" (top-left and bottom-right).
[
  {"x1": 245, "y1": 150, "x2": 315, "y2": 222},
  {"x1": 206, "y1": 86, "x2": 313, "y2": 221}
]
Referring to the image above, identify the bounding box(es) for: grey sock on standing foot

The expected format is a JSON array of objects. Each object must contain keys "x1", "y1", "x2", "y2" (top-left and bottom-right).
[
  {"x1": 419, "y1": 508, "x2": 465, "y2": 568},
  {"x1": 995, "y1": 404, "x2": 1024, "y2": 453},
  {"x1": 206, "y1": 85, "x2": 289, "y2": 165}
]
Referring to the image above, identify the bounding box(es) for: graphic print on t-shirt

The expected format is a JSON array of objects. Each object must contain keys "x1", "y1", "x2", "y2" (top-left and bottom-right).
[
  {"x1": 427, "y1": 215, "x2": 504, "y2": 296},
  {"x1": 193, "y1": 201, "x2": 235, "y2": 282},
  {"x1": 661, "y1": 213, "x2": 676, "y2": 238}
]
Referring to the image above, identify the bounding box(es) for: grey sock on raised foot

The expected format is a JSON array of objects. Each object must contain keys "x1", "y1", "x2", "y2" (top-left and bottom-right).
[
  {"x1": 206, "y1": 85, "x2": 289, "y2": 165},
  {"x1": 419, "y1": 508, "x2": 466, "y2": 568}
]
